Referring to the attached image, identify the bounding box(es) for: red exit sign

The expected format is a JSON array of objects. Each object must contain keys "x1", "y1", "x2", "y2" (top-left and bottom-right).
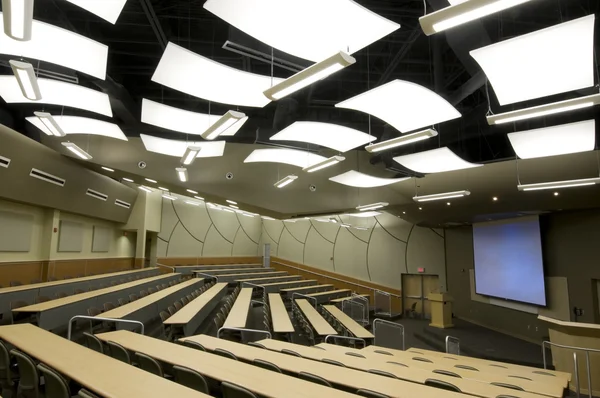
[{"x1": 417, "y1": 267, "x2": 425, "y2": 273}]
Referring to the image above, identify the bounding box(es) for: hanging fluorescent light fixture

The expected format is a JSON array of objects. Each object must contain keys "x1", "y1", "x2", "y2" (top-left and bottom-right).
[
  {"x1": 2, "y1": 0, "x2": 34, "y2": 41},
  {"x1": 158, "y1": 186, "x2": 169, "y2": 191},
  {"x1": 122, "y1": 178, "x2": 134, "y2": 183},
  {"x1": 181, "y1": 145, "x2": 202, "y2": 166},
  {"x1": 518, "y1": 177, "x2": 600, "y2": 191},
  {"x1": 487, "y1": 93, "x2": 600, "y2": 125},
  {"x1": 419, "y1": 0, "x2": 533, "y2": 35},
  {"x1": 201, "y1": 110, "x2": 246, "y2": 140},
  {"x1": 230, "y1": 205, "x2": 239, "y2": 209},
  {"x1": 413, "y1": 190, "x2": 470, "y2": 202},
  {"x1": 9, "y1": 60, "x2": 41, "y2": 100},
  {"x1": 226, "y1": 200, "x2": 237, "y2": 205},
  {"x1": 101, "y1": 167, "x2": 114, "y2": 172},
  {"x1": 194, "y1": 196, "x2": 204, "y2": 201},
  {"x1": 366, "y1": 129, "x2": 438, "y2": 153},
  {"x1": 139, "y1": 186, "x2": 152, "y2": 193},
  {"x1": 356, "y1": 202, "x2": 388, "y2": 211},
  {"x1": 61, "y1": 142, "x2": 92, "y2": 160},
  {"x1": 34, "y1": 111, "x2": 65, "y2": 137},
  {"x1": 274, "y1": 175, "x2": 298, "y2": 188},
  {"x1": 185, "y1": 200, "x2": 201, "y2": 206},
  {"x1": 176, "y1": 167, "x2": 188, "y2": 182},
  {"x1": 264, "y1": 52, "x2": 356, "y2": 101},
  {"x1": 145, "y1": 178, "x2": 157, "y2": 183},
  {"x1": 162, "y1": 194, "x2": 177, "y2": 201},
  {"x1": 187, "y1": 189, "x2": 198, "y2": 194},
  {"x1": 340, "y1": 224, "x2": 351, "y2": 228},
  {"x1": 303, "y1": 155, "x2": 345, "y2": 173}
]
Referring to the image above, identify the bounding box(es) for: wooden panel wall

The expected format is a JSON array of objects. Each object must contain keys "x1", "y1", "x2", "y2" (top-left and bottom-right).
[
  {"x1": 156, "y1": 256, "x2": 262, "y2": 267},
  {"x1": 0, "y1": 261, "x2": 44, "y2": 287}
]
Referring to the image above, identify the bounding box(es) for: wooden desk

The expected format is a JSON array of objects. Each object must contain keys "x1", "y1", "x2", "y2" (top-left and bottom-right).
[
  {"x1": 97, "y1": 330, "x2": 359, "y2": 398},
  {"x1": 330, "y1": 294, "x2": 369, "y2": 304},
  {"x1": 217, "y1": 271, "x2": 287, "y2": 283},
  {"x1": 295, "y1": 299, "x2": 337, "y2": 336},
  {"x1": 257, "y1": 339, "x2": 551, "y2": 398},
  {"x1": 268, "y1": 293, "x2": 294, "y2": 333},
  {"x1": 12, "y1": 274, "x2": 180, "y2": 330},
  {"x1": 261, "y1": 279, "x2": 317, "y2": 294},
  {"x1": 164, "y1": 283, "x2": 229, "y2": 336},
  {"x1": 193, "y1": 268, "x2": 277, "y2": 276},
  {"x1": 322, "y1": 305, "x2": 374, "y2": 339},
  {"x1": 281, "y1": 284, "x2": 334, "y2": 296},
  {"x1": 223, "y1": 288, "x2": 253, "y2": 328},
  {"x1": 239, "y1": 275, "x2": 302, "y2": 285},
  {"x1": 181, "y1": 334, "x2": 465, "y2": 398},
  {"x1": 307, "y1": 289, "x2": 351, "y2": 304},
  {"x1": 0, "y1": 324, "x2": 208, "y2": 398}
]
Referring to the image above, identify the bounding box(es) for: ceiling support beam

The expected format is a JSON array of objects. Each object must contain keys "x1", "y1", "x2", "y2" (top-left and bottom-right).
[
  {"x1": 139, "y1": 0, "x2": 168, "y2": 50},
  {"x1": 376, "y1": 29, "x2": 422, "y2": 86},
  {"x1": 448, "y1": 71, "x2": 486, "y2": 106}
]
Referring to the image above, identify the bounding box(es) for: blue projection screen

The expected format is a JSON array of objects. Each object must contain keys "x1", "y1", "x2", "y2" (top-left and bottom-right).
[{"x1": 473, "y1": 216, "x2": 546, "y2": 306}]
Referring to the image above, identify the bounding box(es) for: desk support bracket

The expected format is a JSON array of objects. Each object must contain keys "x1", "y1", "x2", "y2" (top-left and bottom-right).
[{"x1": 67, "y1": 315, "x2": 145, "y2": 340}]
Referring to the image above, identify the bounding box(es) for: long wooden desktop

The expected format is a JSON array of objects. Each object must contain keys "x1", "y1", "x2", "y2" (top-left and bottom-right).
[
  {"x1": 295, "y1": 299, "x2": 337, "y2": 336},
  {"x1": 223, "y1": 287, "x2": 253, "y2": 328},
  {"x1": 322, "y1": 305, "x2": 374, "y2": 339},
  {"x1": 268, "y1": 293, "x2": 295, "y2": 333}
]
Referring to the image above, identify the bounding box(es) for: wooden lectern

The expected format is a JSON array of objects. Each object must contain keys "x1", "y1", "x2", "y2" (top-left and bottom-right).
[{"x1": 428, "y1": 293, "x2": 454, "y2": 329}]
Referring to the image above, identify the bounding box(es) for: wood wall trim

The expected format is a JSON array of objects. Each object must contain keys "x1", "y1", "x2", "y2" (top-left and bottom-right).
[{"x1": 156, "y1": 257, "x2": 262, "y2": 266}]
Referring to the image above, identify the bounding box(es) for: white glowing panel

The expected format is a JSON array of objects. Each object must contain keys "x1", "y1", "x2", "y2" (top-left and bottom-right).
[
  {"x1": 470, "y1": 15, "x2": 595, "y2": 105},
  {"x1": 26, "y1": 116, "x2": 127, "y2": 141},
  {"x1": 0, "y1": 13, "x2": 108, "y2": 79},
  {"x1": 270, "y1": 122, "x2": 375, "y2": 152},
  {"x1": 140, "y1": 134, "x2": 225, "y2": 158},
  {"x1": 244, "y1": 148, "x2": 326, "y2": 168},
  {"x1": 336, "y1": 80, "x2": 461, "y2": 133},
  {"x1": 140, "y1": 99, "x2": 247, "y2": 138},
  {"x1": 329, "y1": 170, "x2": 409, "y2": 187},
  {"x1": 0, "y1": 76, "x2": 112, "y2": 116},
  {"x1": 393, "y1": 147, "x2": 482, "y2": 173},
  {"x1": 204, "y1": 0, "x2": 399, "y2": 63},
  {"x1": 346, "y1": 211, "x2": 381, "y2": 218},
  {"x1": 152, "y1": 42, "x2": 282, "y2": 108},
  {"x1": 64, "y1": 0, "x2": 127, "y2": 24},
  {"x1": 508, "y1": 120, "x2": 595, "y2": 160}
]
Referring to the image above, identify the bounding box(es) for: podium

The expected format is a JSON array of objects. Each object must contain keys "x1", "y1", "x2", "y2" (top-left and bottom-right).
[{"x1": 428, "y1": 293, "x2": 454, "y2": 329}]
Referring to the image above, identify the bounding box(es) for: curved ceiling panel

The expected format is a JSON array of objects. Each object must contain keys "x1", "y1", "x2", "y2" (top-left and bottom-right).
[
  {"x1": 26, "y1": 116, "x2": 127, "y2": 140},
  {"x1": 470, "y1": 15, "x2": 595, "y2": 105},
  {"x1": 336, "y1": 80, "x2": 461, "y2": 133},
  {"x1": 0, "y1": 76, "x2": 112, "y2": 117},
  {"x1": 270, "y1": 121, "x2": 376, "y2": 152},
  {"x1": 0, "y1": 13, "x2": 108, "y2": 79},
  {"x1": 204, "y1": 0, "x2": 399, "y2": 62},
  {"x1": 140, "y1": 134, "x2": 226, "y2": 158},
  {"x1": 64, "y1": 0, "x2": 127, "y2": 24},
  {"x1": 393, "y1": 147, "x2": 482, "y2": 173},
  {"x1": 329, "y1": 170, "x2": 409, "y2": 187},
  {"x1": 152, "y1": 42, "x2": 282, "y2": 108},
  {"x1": 244, "y1": 148, "x2": 326, "y2": 168},
  {"x1": 141, "y1": 99, "x2": 247, "y2": 137},
  {"x1": 508, "y1": 120, "x2": 595, "y2": 159}
]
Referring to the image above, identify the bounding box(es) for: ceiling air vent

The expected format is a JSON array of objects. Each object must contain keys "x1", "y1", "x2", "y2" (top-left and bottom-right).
[
  {"x1": 86, "y1": 189, "x2": 108, "y2": 201},
  {"x1": 0, "y1": 155, "x2": 10, "y2": 168},
  {"x1": 29, "y1": 168, "x2": 65, "y2": 187},
  {"x1": 115, "y1": 199, "x2": 131, "y2": 209}
]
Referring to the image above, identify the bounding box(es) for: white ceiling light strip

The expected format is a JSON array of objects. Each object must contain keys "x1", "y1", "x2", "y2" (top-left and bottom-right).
[
  {"x1": 486, "y1": 93, "x2": 600, "y2": 125},
  {"x1": 61, "y1": 142, "x2": 92, "y2": 160},
  {"x1": 270, "y1": 121, "x2": 376, "y2": 152},
  {"x1": 336, "y1": 80, "x2": 460, "y2": 133},
  {"x1": 302, "y1": 155, "x2": 345, "y2": 173},
  {"x1": 264, "y1": 52, "x2": 356, "y2": 100},
  {"x1": 413, "y1": 190, "x2": 471, "y2": 202},
  {"x1": 181, "y1": 146, "x2": 202, "y2": 166},
  {"x1": 508, "y1": 120, "x2": 595, "y2": 160},
  {"x1": 2, "y1": 0, "x2": 34, "y2": 41},
  {"x1": 0, "y1": 13, "x2": 109, "y2": 79},
  {"x1": 518, "y1": 177, "x2": 600, "y2": 191},
  {"x1": 346, "y1": 211, "x2": 381, "y2": 218},
  {"x1": 244, "y1": 148, "x2": 326, "y2": 168},
  {"x1": 201, "y1": 110, "x2": 246, "y2": 140},
  {"x1": 140, "y1": 134, "x2": 226, "y2": 158},
  {"x1": 26, "y1": 116, "x2": 128, "y2": 141},
  {"x1": 393, "y1": 147, "x2": 482, "y2": 173},
  {"x1": 365, "y1": 129, "x2": 438, "y2": 153},
  {"x1": 470, "y1": 15, "x2": 595, "y2": 106},
  {"x1": 0, "y1": 76, "x2": 112, "y2": 116},
  {"x1": 419, "y1": 0, "x2": 532, "y2": 35},
  {"x1": 63, "y1": 0, "x2": 128, "y2": 24},
  {"x1": 203, "y1": 0, "x2": 399, "y2": 62},
  {"x1": 9, "y1": 60, "x2": 40, "y2": 100},
  {"x1": 152, "y1": 42, "x2": 282, "y2": 108},
  {"x1": 329, "y1": 170, "x2": 409, "y2": 188},
  {"x1": 356, "y1": 202, "x2": 388, "y2": 211},
  {"x1": 33, "y1": 112, "x2": 65, "y2": 137},
  {"x1": 176, "y1": 167, "x2": 188, "y2": 182},
  {"x1": 274, "y1": 175, "x2": 298, "y2": 188}
]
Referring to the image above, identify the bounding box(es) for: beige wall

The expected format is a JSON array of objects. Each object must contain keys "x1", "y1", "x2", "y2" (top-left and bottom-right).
[{"x1": 0, "y1": 199, "x2": 48, "y2": 262}]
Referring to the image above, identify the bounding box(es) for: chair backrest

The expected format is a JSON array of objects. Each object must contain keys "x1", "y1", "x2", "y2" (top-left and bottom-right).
[
  {"x1": 148, "y1": 287, "x2": 156, "y2": 294},
  {"x1": 78, "y1": 389, "x2": 100, "y2": 398},
  {"x1": 214, "y1": 348, "x2": 238, "y2": 360},
  {"x1": 30, "y1": 278, "x2": 42, "y2": 284},
  {"x1": 186, "y1": 294, "x2": 193, "y2": 302},
  {"x1": 247, "y1": 342, "x2": 266, "y2": 349},
  {"x1": 129, "y1": 293, "x2": 139, "y2": 302},
  {"x1": 34, "y1": 296, "x2": 52, "y2": 304},
  {"x1": 172, "y1": 365, "x2": 209, "y2": 394},
  {"x1": 281, "y1": 349, "x2": 302, "y2": 357},
  {"x1": 412, "y1": 356, "x2": 433, "y2": 363},
  {"x1": 367, "y1": 369, "x2": 397, "y2": 379},
  {"x1": 135, "y1": 352, "x2": 163, "y2": 377},
  {"x1": 356, "y1": 389, "x2": 390, "y2": 398},
  {"x1": 0, "y1": 340, "x2": 14, "y2": 386},
  {"x1": 83, "y1": 332, "x2": 104, "y2": 354},
  {"x1": 159, "y1": 311, "x2": 170, "y2": 322},
  {"x1": 252, "y1": 359, "x2": 282, "y2": 373},
  {"x1": 174, "y1": 301, "x2": 183, "y2": 311},
  {"x1": 455, "y1": 364, "x2": 479, "y2": 371},
  {"x1": 180, "y1": 297, "x2": 189, "y2": 306},
  {"x1": 322, "y1": 359, "x2": 346, "y2": 367},
  {"x1": 490, "y1": 382, "x2": 524, "y2": 391},
  {"x1": 55, "y1": 292, "x2": 68, "y2": 299},
  {"x1": 87, "y1": 307, "x2": 102, "y2": 317},
  {"x1": 107, "y1": 341, "x2": 131, "y2": 364},
  {"x1": 37, "y1": 363, "x2": 71, "y2": 398},
  {"x1": 74, "y1": 288, "x2": 86, "y2": 295},
  {"x1": 298, "y1": 371, "x2": 332, "y2": 387},
  {"x1": 48, "y1": 276, "x2": 58, "y2": 282},
  {"x1": 139, "y1": 290, "x2": 148, "y2": 298},
  {"x1": 103, "y1": 302, "x2": 116, "y2": 312},
  {"x1": 182, "y1": 340, "x2": 206, "y2": 351},
  {"x1": 346, "y1": 352, "x2": 365, "y2": 358},
  {"x1": 424, "y1": 379, "x2": 462, "y2": 392},
  {"x1": 118, "y1": 298, "x2": 128, "y2": 306},
  {"x1": 9, "y1": 300, "x2": 28, "y2": 310},
  {"x1": 9, "y1": 281, "x2": 22, "y2": 287},
  {"x1": 221, "y1": 381, "x2": 258, "y2": 398},
  {"x1": 168, "y1": 306, "x2": 177, "y2": 316},
  {"x1": 433, "y1": 369, "x2": 461, "y2": 378},
  {"x1": 410, "y1": 302, "x2": 417, "y2": 311},
  {"x1": 11, "y1": 349, "x2": 40, "y2": 395}
]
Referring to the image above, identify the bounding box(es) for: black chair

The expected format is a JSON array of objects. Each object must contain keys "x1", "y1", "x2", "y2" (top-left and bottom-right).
[
  {"x1": 221, "y1": 381, "x2": 258, "y2": 398},
  {"x1": 129, "y1": 294, "x2": 139, "y2": 302},
  {"x1": 182, "y1": 340, "x2": 206, "y2": 352},
  {"x1": 83, "y1": 332, "x2": 104, "y2": 354},
  {"x1": 214, "y1": 348, "x2": 238, "y2": 360},
  {"x1": 106, "y1": 341, "x2": 131, "y2": 364},
  {"x1": 424, "y1": 379, "x2": 462, "y2": 392},
  {"x1": 30, "y1": 278, "x2": 42, "y2": 284},
  {"x1": 174, "y1": 302, "x2": 183, "y2": 311},
  {"x1": 118, "y1": 298, "x2": 128, "y2": 306},
  {"x1": 9, "y1": 301, "x2": 32, "y2": 324},
  {"x1": 103, "y1": 302, "x2": 116, "y2": 312},
  {"x1": 55, "y1": 292, "x2": 69, "y2": 299},
  {"x1": 48, "y1": 276, "x2": 58, "y2": 282},
  {"x1": 34, "y1": 296, "x2": 52, "y2": 304},
  {"x1": 139, "y1": 290, "x2": 148, "y2": 298},
  {"x1": 78, "y1": 389, "x2": 100, "y2": 398},
  {"x1": 167, "y1": 306, "x2": 177, "y2": 316},
  {"x1": 148, "y1": 287, "x2": 156, "y2": 294},
  {"x1": 9, "y1": 281, "x2": 22, "y2": 287},
  {"x1": 0, "y1": 341, "x2": 18, "y2": 398},
  {"x1": 135, "y1": 352, "x2": 164, "y2": 377},
  {"x1": 180, "y1": 297, "x2": 189, "y2": 306},
  {"x1": 37, "y1": 363, "x2": 71, "y2": 398},
  {"x1": 356, "y1": 389, "x2": 390, "y2": 398},
  {"x1": 367, "y1": 369, "x2": 397, "y2": 379},
  {"x1": 252, "y1": 359, "x2": 282, "y2": 373},
  {"x1": 73, "y1": 289, "x2": 86, "y2": 295},
  {"x1": 172, "y1": 365, "x2": 209, "y2": 394},
  {"x1": 298, "y1": 372, "x2": 332, "y2": 387},
  {"x1": 11, "y1": 349, "x2": 41, "y2": 398},
  {"x1": 281, "y1": 349, "x2": 302, "y2": 357}
]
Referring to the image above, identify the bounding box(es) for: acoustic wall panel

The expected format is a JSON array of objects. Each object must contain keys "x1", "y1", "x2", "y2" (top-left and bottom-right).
[
  {"x1": 91, "y1": 225, "x2": 111, "y2": 253},
  {"x1": 58, "y1": 220, "x2": 83, "y2": 252},
  {"x1": 0, "y1": 211, "x2": 34, "y2": 252}
]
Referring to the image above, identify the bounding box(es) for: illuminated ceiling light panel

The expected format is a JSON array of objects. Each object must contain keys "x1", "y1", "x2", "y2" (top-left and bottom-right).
[
  {"x1": 2, "y1": 0, "x2": 34, "y2": 41},
  {"x1": 181, "y1": 146, "x2": 202, "y2": 166},
  {"x1": 329, "y1": 170, "x2": 409, "y2": 188},
  {"x1": 486, "y1": 93, "x2": 600, "y2": 125},
  {"x1": 152, "y1": 42, "x2": 282, "y2": 108},
  {"x1": 356, "y1": 202, "x2": 388, "y2": 211},
  {"x1": 203, "y1": 0, "x2": 399, "y2": 62},
  {"x1": 34, "y1": 112, "x2": 65, "y2": 137},
  {"x1": 0, "y1": 76, "x2": 112, "y2": 116},
  {"x1": 507, "y1": 120, "x2": 595, "y2": 160},
  {"x1": 470, "y1": 15, "x2": 595, "y2": 106},
  {"x1": 336, "y1": 80, "x2": 460, "y2": 133},
  {"x1": 244, "y1": 148, "x2": 326, "y2": 168},
  {"x1": 139, "y1": 186, "x2": 152, "y2": 193},
  {"x1": 61, "y1": 142, "x2": 92, "y2": 160},
  {"x1": 346, "y1": 211, "x2": 381, "y2": 218},
  {"x1": 274, "y1": 175, "x2": 298, "y2": 188},
  {"x1": 518, "y1": 177, "x2": 600, "y2": 191},
  {"x1": 393, "y1": 147, "x2": 482, "y2": 173},
  {"x1": 365, "y1": 129, "x2": 438, "y2": 153},
  {"x1": 303, "y1": 155, "x2": 345, "y2": 173},
  {"x1": 26, "y1": 116, "x2": 127, "y2": 141},
  {"x1": 201, "y1": 110, "x2": 246, "y2": 140},
  {"x1": 140, "y1": 134, "x2": 226, "y2": 158},
  {"x1": 414, "y1": 190, "x2": 470, "y2": 202},
  {"x1": 176, "y1": 167, "x2": 188, "y2": 182},
  {"x1": 270, "y1": 122, "x2": 375, "y2": 152},
  {"x1": 63, "y1": 0, "x2": 128, "y2": 24},
  {"x1": 9, "y1": 60, "x2": 40, "y2": 100},
  {"x1": 0, "y1": 13, "x2": 109, "y2": 79}
]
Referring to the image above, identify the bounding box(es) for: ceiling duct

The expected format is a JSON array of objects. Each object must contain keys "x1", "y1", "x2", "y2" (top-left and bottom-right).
[
  {"x1": 29, "y1": 168, "x2": 66, "y2": 187},
  {"x1": 115, "y1": 199, "x2": 131, "y2": 209},
  {"x1": 0, "y1": 155, "x2": 10, "y2": 168},
  {"x1": 86, "y1": 188, "x2": 108, "y2": 201}
]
